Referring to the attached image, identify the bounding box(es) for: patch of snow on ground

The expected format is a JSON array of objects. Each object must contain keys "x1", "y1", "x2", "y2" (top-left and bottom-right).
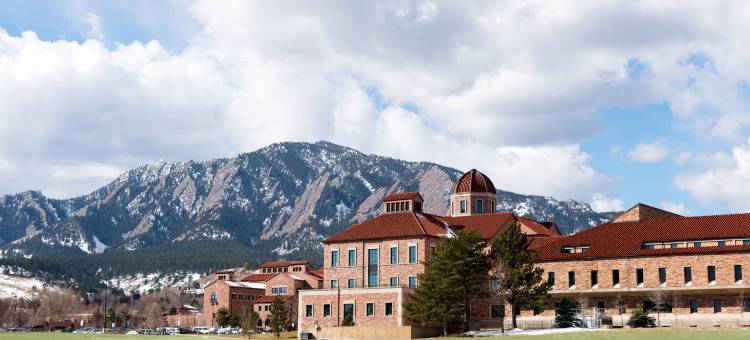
[
  {"x1": 104, "y1": 271, "x2": 202, "y2": 295},
  {"x1": 92, "y1": 235, "x2": 109, "y2": 254},
  {"x1": 0, "y1": 273, "x2": 48, "y2": 298},
  {"x1": 465, "y1": 327, "x2": 603, "y2": 337}
]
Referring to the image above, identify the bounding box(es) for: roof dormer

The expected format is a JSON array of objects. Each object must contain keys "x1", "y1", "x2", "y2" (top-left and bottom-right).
[{"x1": 383, "y1": 192, "x2": 424, "y2": 213}]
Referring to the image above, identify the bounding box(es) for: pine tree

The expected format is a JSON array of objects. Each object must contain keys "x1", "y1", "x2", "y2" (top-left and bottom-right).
[
  {"x1": 554, "y1": 298, "x2": 579, "y2": 328},
  {"x1": 243, "y1": 308, "x2": 260, "y2": 338},
  {"x1": 491, "y1": 222, "x2": 553, "y2": 329},
  {"x1": 216, "y1": 307, "x2": 231, "y2": 327},
  {"x1": 404, "y1": 230, "x2": 490, "y2": 335},
  {"x1": 269, "y1": 297, "x2": 286, "y2": 337}
]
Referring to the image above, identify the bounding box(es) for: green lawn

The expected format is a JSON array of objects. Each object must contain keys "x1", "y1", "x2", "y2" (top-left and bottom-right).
[{"x1": 433, "y1": 329, "x2": 750, "y2": 340}]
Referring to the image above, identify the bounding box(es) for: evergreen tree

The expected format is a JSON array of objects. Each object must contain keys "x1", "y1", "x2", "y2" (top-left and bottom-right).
[
  {"x1": 404, "y1": 231, "x2": 490, "y2": 335},
  {"x1": 627, "y1": 309, "x2": 656, "y2": 328},
  {"x1": 491, "y1": 222, "x2": 552, "y2": 329},
  {"x1": 216, "y1": 307, "x2": 231, "y2": 327},
  {"x1": 243, "y1": 308, "x2": 260, "y2": 338},
  {"x1": 269, "y1": 297, "x2": 286, "y2": 337},
  {"x1": 554, "y1": 298, "x2": 579, "y2": 328},
  {"x1": 341, "y1": 312, "x2": 354, "y2": 326}
]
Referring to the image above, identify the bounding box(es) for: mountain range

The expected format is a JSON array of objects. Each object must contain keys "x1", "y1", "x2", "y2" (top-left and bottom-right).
[{"x1": 0, "y1": 141, "x2": 615, "y2": 289}]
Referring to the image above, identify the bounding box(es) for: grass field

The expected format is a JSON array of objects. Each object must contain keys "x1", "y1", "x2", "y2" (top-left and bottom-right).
[{"x1": 3, "y1": 329, "x2": 750, "y2": 340}]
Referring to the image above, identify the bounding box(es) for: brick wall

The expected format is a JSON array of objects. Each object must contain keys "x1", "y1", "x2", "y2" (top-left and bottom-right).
[
  {"x1": 298, "y1": 288, "x2": 410, "y2": 329},
  {"x1": 202, "y1": 281, "x2": 264, "y2": 324}
]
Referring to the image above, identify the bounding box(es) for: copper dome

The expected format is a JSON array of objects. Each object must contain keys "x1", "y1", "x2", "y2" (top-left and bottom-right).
[{"x1": 451, "y1": 169, "x2": 496, "y2": 195}]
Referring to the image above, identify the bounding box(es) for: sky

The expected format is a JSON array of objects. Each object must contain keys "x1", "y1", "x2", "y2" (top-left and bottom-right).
[{"x1": 1, "y1": 1, "x2": 750, "y2": 216}]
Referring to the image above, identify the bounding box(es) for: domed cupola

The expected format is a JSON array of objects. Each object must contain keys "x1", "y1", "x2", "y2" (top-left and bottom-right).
[{"x1": 450, "y1": 169, "x2": 497, "y2": 216}]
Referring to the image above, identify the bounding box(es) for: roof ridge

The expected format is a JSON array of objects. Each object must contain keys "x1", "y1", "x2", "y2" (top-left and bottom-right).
[{"x1": 412, "y1": 212, "x2": 428, "y2": 235}]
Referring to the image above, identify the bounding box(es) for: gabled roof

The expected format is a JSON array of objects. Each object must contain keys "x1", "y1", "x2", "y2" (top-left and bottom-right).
[
  {"x1": 441, "y1": 213, "x2": 515, "y2": 240},
  {"x1": 258, "y1": 260, "x2": 310, "y2": 268},
  {"x1": 384, "y1": 192, "x2": 423, "y2": 202},
  {"x1": 518, "y1": 217, "x2": 561, "y2": 237},
  {"x1": 324, "y1": 212, "x2": 448, "y2": 243},
  {"x1": 534, "y1": 212, "x2": 750, "y2": 261},
  {"x1": 308, "y1": 269, "x2": 324, "y2": 279},
  {"x1": 241, "y1": 273, "x2": 278, "y2": 282}
]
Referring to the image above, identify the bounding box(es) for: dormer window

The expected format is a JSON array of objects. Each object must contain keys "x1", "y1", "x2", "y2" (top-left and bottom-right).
[{"x1": 561, "y1": 246, "x2": 589, "y2": 253}]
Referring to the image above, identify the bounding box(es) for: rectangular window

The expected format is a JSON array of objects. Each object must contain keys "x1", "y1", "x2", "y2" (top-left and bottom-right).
[
  {"x1": 343, "y1": 303, "x2": 354, "y2": 322},
  {"x1": 548, "y1": 272, "x2": 556, "y2": 287},
  {"x1": 390, "y1": 277, "x2": 399, "y2": 287},
  {"x1": 659, "y1": 268, "x2": 667, "y2": 285},
  {"x1": 491, "y1": 200, "x2": 496, "y2": 213},
  {"x1": 271, "y1": 286, "x2": 288, "y2": 295},
  {"x1": 331, "y1": 250, "x2": 339, "y2": 267},
  {"x1": 408, "y1": 245, "x2": 417, "y2": 263},
  {"x1": 408, "y1": 276, "x2": 417, "y2": 288},
  {"x1": 714, "y1": 299, "x2": 722, "y2": 313},
  {"x1": 694, "y1": 241, "x2": 702, "y2": 248},
  {"x1": 735, "y1": 265, "x2": 743, "y2": 282},
  {"x1": 612, "y1": 269, "x2": 620, "y2": 286},
  {"x1": 568, "y1": 271, "x2": 575, "y2": 287},
  {"x1": 646, "y1": 244, "x2": 655, "y2": 250},
  {"x1": 385, "y1": 302, "x2": 393, "y2": 316},
  {"x1": 591, "y1": 270, "x2": 598, "y2": 287},
  {"x1": 744, "y1": 299, "x2": 750, "y2": 313},
  {"x1": 475, "y1": 199, "x2": 483, "y2": 213},
  {"x1": 708, "y1": 266, "x2": 716, "y2": 283},
  {"x1": 636, "y1": 268, "x2": 644, "y2": 285},
  {"x1": 490, "y1": 304, "x2": 504, "y2": 319},
  {"x1": 390, "y1": 246, "x2": 398, "y2": 264},
  {"x1": 348, "y1": 249, "x2": 356, "y2": 267},
  {"x1": 305, "y1": 304, "x2": 313, "y2": 317},
  {"x1": 348, "y1": 279, "x2": 355, "y2": 288},
  {"x1": 330, "y1": 280, "x2": 338, "y2": 289},
  {"x1": 368, "y1": 248, "x2": 379, "y2": 287},
  {"x1": 662, "y1": 299, "x2": 674, "y2": 313},
  {"x1": 690, "y1": 299, "x2": 698, "y2": 314},
  {"x1": 745, "y1": 240, "x2": 750, "y2": 246},
  {"x1": 366, "y1": 303, "x2": 374, "y2": 316},
  {"x1": 460, "y1": 200, "x2": 466, "y2": 214},
  {"x1": 323, "y1": 304, "x2": 331, "y2": 317},
  {"x1": 671, "y1": 243, "x2": 679, "y2": 248},
  {"x1": 719, "y1": 240, "x2": 726, "y2": 247},
  {"x1": 231, "y1": 294, "x2": 237, "y2": 300},
  {"x1": 684, "y1": 267, "x2": 692, "y2": 284},
  {"x1": 489, "y1": 277, "x2": 498, "y2": 290}
]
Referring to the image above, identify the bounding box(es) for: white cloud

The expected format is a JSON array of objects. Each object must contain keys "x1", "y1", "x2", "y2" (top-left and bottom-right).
[
  {"x1": 84, "y1": 12, "x2": 104, "y2": 40},
  {"x1": 627, "y1": 141, "x2": 670, "y2": 163},
  {"x1": 590, "y1": 193, "x2": 624, "y2": 212},
  {"x1": 673, "y1": 151, "x2": 692, "y2": 165},
  {"x1": 659, "y1": 201, "x2": 689, "y2": 215},
  {"x1": 675, "y1": 139, "x2": 750, "y2": 211},
  {"x1": 3, "y1": 1, "x2": 750, "y2": 203}
]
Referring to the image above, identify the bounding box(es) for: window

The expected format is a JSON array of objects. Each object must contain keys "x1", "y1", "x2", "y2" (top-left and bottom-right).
[
  {"x1": 714, "y1": 299, "x2": 722, "y2": 313},
  {"x1": 690, "y1": 300, "x2": 698, "y2": 314},
  {"x1": 743, "y1": 299, "x2": 750, "y2": 313},
  {"x1": 460, "y1": 200, "x2": 467, "y2": 214},
  {"x1": 210, "y1": 291, "x2": 218, "y2": 304},
  {"x1": 491, "y1": 200, "x2": 496, "y2": 213},
  {"x1": 408, "y1": 245, "x2": 417, "y2": 263},
  {"x1": 568, "y1": 271, "x2": 575, "y2": 287},
  {"x1": 271, "y1": 286, "x2": 288, "y2": 295},
  {"x1": 719, "y1": 240, "x2": 726, "y2": 247},
  {"x1": 331, "y1": 250, "x2": 339, "y2": 267},
  {"x1": 745, "y1": 240, "x2": 750, "y2": 246},
  {"x1": 708, "y1": 266, "x2": 716, "y2": 283},
  {"x1": 348, "y1": 279, "x2": 356, "y2": 288},
  {"x1": 684, "y1": 267, "x2": 692, "y2": 284},
  {"x1": 343, "y1": 303, "x2": 354, "y2": 322},
  {"x1": 264, "y1": 305, "x2": 270, "y2": 312},
  {"x1": 646, "y1": 244, "x2": 655, "y2": 250},
  {"x1": 662, "y1": 299, "x2": 674, "y2": 313},
  {"x1": 305, "y1": 304, "x2": 313, "y2": 317},
  {"x1": 408, "y1": 276, "x2": 417, "y2": 288},
  {"x1": 366, "y1": 303, "x2": 374, "y2": 316},
  {"x1": 659, "y1": 268, "x2": 667, "y2": 285},
  {"x1": 430, "y1": 245, "x2": 437, "y2": 258},
  {"x1": 590, "y1": 270, "x2": 598, "y2": 287},
  {"x1": 330, "y1": 280, "x2": 338, "y2": 289},
  {"x1": 231, "y1": 293, "x2": 237, "y2": 300},
  {"x1": 548, "y1": 272, "x2": 556, "y2": 287},
  {"x1": 385, "y1": 302, "x2": 393, "y2": 316},
  {"x1": 323, "y1": 304, "x2": 331, "y2": 317},
  {"x1": 389, "y1": 277, "x2": 399, "y2": 287},
  {"x1": 736, "y1": 265, "x2": 743, "y2": 282},
  {"x1": 636, "y1": 268, "x2": 644, "y2": 286},
  {"x1": 671, "y1": 243, "x2": 679, "y2": 248},
  {"x1": 694, "y1": 241, "x2": 702, "y2": 248},
  {"x1": 348, "y1": 249, "x2": 357, "y2": 267},
  {"x1": 475, "y1": 199, "x2": 483, "y2": 213},
  {"x1": 368, "y1": 248, "x2": 379, "y2": 287},
  {"x1": 218, "y1": 275, "x2": 226, "y2": 280},
  {"x1": 390, "y1": 246, "x2": 398, "y2": 264},
  {"x1": 490, "y1": 277, "x2": 498, "y2": 291},
  {"x1": 612, "y1": 270, "x2": 620, "y2": 286},
  {"x1": 490, "y1": 305, "x2": 504, "y2": 319}
]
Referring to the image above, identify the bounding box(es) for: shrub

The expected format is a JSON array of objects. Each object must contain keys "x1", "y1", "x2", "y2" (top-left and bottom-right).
[
  {"x1": 555, "y1": 298, "x2": 581, "y2": 328},
  {"x1": 341, "y1": 313, "x2": 355, "y2": 327},
  {"x1": 627, "y1": 310, "x2": 656, "y2": 328}
]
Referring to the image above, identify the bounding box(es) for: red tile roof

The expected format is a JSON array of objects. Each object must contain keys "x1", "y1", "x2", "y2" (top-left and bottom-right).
[
  {"x1": 533, "y1": 213, "x2": 750, "y2": 261},
  {"x1": 452, "y1": 169, "x2": 496, "y2": 194},
  {"x1": 254, "y1": 295, "x2": 293, "y2": 304},
  {"x1": 308, "y1": 269, "x2": 324, "y2": 279},
  {"x1": 384, "y1": 192, "x2": 423, "y2": 202},
  {"x1": 258, "y1": 260, "x2": 310, "y2": 268},
  {"x1": 324, "y1": 212, "x2": 449, "y2": 243},
  {"x1": 241, "y1": 273, "x2": 278, "y2": 282},
  {"x1": 518, "y1": 217, "x2": 561, "y2": 236},
  {"x1": 324, "y1": 211, "x2": 556, "y2": 243}
]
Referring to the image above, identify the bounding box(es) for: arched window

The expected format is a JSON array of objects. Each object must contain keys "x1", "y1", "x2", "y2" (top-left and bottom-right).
[{"x1": 210, "y1": 291, "x2": 218, "y2": 304}]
